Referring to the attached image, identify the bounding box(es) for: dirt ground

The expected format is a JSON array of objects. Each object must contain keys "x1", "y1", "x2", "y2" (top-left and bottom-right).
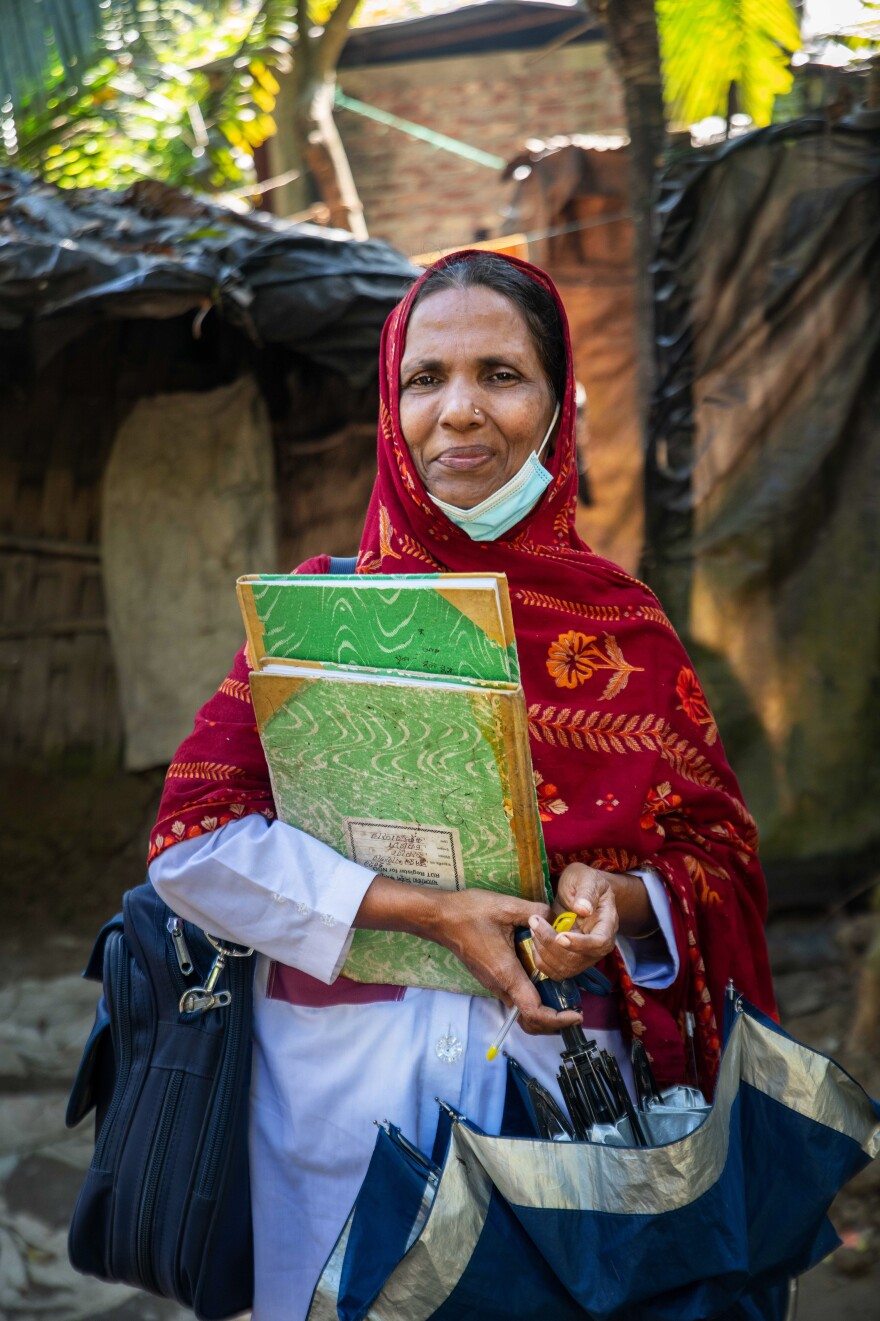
[{"x1": 1, "y1": 794, "x2": 878, "y2": 1319}]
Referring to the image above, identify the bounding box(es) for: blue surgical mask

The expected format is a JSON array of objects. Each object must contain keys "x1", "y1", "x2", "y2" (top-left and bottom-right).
[{"x1": 429, "y1": 402, "x2": 560, "y2": 542}]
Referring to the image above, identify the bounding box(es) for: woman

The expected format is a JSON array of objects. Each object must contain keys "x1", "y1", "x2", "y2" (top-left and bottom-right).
[{"x1": 150, "y1": 251, "x2": 776, "y2": 1320}]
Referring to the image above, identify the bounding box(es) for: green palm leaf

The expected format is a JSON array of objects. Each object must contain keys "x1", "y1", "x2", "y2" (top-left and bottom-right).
[
  {"x1": 0, "y1": 0, "x2": 229, "y2": 110},
  {"x1": 657, "y1": 0, "x2": 802, "y2": 126},
  {"x1": 1, "y1": 0, "x2": 295, "y2": 192}
]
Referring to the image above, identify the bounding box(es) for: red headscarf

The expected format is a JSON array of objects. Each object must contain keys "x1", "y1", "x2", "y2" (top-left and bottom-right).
[{"x1": 151, "y1": 251, "x2": 776, "y2": 1092}]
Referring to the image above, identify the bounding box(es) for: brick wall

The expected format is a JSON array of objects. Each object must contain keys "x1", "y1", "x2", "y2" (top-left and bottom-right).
[{"x1": 337, "y1": 42, "x2": 625, "y2": 257}]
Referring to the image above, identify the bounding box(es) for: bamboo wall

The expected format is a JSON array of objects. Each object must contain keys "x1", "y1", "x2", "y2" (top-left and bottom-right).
[
  {"x1": 0, "y1": 316, "x2": 379, "y2": 773},
  {"x1": 1, "y1": 322, "x2": 129, "y2": 773}
]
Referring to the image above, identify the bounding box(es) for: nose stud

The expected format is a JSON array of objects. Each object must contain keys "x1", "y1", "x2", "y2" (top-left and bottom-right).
[{"x1": 473, "y1": 407, "x2": 481, "y2": 416}]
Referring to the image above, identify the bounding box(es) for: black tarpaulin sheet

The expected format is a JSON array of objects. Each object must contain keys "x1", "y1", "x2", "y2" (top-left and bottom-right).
[
  {"x1": 0, "y1": 172, "x2": 418, "y2": 384},
  {"x1": 645, "y1": 117, "x2": 880, "y2": 900}
]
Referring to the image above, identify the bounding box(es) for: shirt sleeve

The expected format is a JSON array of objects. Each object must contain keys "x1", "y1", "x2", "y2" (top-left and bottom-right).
[
  {"x1": 148, "y1": 814, "x2": 377, "y2": 984},
  {"x1": 615, "y1": 867, "x2": 680, "y2": 990}
]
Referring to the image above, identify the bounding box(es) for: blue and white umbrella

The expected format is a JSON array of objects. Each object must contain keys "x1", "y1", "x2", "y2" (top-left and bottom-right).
[{"x1": 308, "y1": 998, "x2": 880, "y2": 1321}]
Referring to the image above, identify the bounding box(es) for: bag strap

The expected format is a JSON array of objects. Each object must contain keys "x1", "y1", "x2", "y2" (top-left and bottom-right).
[{"x1": 328, "y1": 555, "x2": 358, "y2": 574}]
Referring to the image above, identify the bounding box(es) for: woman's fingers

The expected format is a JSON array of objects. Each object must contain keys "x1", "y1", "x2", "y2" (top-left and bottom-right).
[
  {"x1": 532, "y1": 911, "x2": 614, "y2": 948},
  {"x1": 508, "y1": 898, "x2": 557, "y2": 927},
  {"x1": 556, "y1": 863, "x2": 609, "y2": 925},
  {"x1": 434, "y1": 890, "x2": 584, "y2": 1034},
  {"x1": 517, "y1": 1007, "x2": 583, "y2": 1036},
  {"x1": 469, "y1": 937, "x2": 581, "y2": 1034},
  {"x1": 500, "y1": 967, "x2": 583, "y2": 1035},
  {"x1": 529, "y1": 911, "x2": 617, "y2": 978}
]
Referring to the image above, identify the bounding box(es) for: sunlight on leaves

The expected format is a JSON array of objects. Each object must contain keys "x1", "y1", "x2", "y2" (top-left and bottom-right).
[
  {"x1": 657, "y1": 0, "x2": 803, "y2": 127},
  {"x1": 0, "y1": 0, "x2": 296, "y2": 191}
]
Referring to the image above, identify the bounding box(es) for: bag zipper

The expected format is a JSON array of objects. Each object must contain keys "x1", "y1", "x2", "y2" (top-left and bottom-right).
[
  {"x1": 195, "y1": 955, "x2": 250, "y2": 1201},
  {"x1": 136, "y1": 1069, "x2": 185, "y2": 1295},
  {"x1": 167, "y1": 917, "x2": 194, "y2": 976},
  {"x1": 164, "y1": 917, "x2": 195, "y2": 1000},
  {"x1": 161, "y1": 909, "x2": 239, "y2": 1202},
  {"x1": 93, "y1": 931, "x2": 134, "y2": 1170}
]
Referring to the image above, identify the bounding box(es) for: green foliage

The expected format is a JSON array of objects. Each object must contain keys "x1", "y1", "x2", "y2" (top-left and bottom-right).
[
  {"x1": 0, "y1": 1, "x2": 230, "y2": 109},
  {"x1": 0, "y1": 0, "x2": 825, "y2": 194},
  {"x1": 0, "y1": 0, "x2": 295, "y2": 191},
  {"x1": 656, "y1": 0, "x2": 802, "y2": 127}
]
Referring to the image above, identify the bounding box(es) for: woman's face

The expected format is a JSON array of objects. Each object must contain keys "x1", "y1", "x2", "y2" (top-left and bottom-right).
[{"x1": 399, "y1": 285, "x2": 556, "y2": 509}]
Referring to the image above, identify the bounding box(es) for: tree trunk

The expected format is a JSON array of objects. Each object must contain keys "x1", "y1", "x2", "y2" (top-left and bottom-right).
[
  {"x1": 265, "y1": 11, "x2": 367, "y2": 238},
  {"x1": 295, "y1": 74, "x2": 368, "y2": 238},
  {"x1": 601, "y1": 0, "x2": 667, "y2": 420},
  {"x1": 264, "y1": 86, "x2": 312, "y2": 219}
]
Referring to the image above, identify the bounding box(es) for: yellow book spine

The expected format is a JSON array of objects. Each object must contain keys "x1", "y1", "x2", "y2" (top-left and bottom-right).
[
  {"x1": 236, "y1": 578, "x2": 267, "y2": 670},
  {"x1": 496, "y1": 689, "x2": 547, "y2": 902}
]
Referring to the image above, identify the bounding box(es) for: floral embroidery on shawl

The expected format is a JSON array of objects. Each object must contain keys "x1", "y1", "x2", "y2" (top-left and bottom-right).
[
  {"x1": 534, "y1": 770, "x2": 569, "y2": 821},
  {"x1": 676, "y1": 666, "x2": 719, "y2": 745},
  {"x1": 545, "y1": 630, "x2": 643, "y2": 697}
]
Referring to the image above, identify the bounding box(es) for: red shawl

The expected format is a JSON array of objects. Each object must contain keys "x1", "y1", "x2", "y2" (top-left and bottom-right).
[{"x1": 151, "y1": 250, "x2": 776, "y2": 1093}]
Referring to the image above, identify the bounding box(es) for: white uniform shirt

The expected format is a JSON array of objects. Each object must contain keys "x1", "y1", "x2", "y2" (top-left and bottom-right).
[{"x1": 151, "y1": 815, "x2": 677, "y2": 1321}]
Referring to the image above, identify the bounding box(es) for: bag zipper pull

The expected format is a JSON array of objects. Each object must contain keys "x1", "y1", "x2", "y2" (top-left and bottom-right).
[
  {"x1": 179, "y1": 949, "x2": 231, "y2": 1015},
  {"x1": 178, "y1": 934, "x2": 253, "y2": 1015},
  {"x1": 166, "y1": 916, "x2": 194, "y2": 976},
  {"x1": 204, "y1": 949, "x2": 227, "y2": 994},
  {"x1": 180, "y1": 988, "x2": 226, "y2": 1014}
]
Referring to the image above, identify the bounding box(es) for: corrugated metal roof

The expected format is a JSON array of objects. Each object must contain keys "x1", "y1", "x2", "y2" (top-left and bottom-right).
[{"x1": 340, "y1": 1, "x2": 600, "y2": 67}]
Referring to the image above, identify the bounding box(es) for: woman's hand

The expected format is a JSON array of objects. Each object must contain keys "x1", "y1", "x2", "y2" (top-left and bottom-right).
[
  {"x1": 528, "y1": 862, "x2": 658, "y2": 981},
  {"x1": 354, "y1": 877, "x2": 583, "y2": 1035},
  {"x1": 529, "y1": 863, "x2": 620, "y2": 981},
  {"x1": 431, "y1": 890, "x2": 584, "y2": 1035}
]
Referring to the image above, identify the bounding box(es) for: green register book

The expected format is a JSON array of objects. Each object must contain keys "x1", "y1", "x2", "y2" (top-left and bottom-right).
[{"x1": 237, "y1": 573, "x2": 549, "y2": 996}]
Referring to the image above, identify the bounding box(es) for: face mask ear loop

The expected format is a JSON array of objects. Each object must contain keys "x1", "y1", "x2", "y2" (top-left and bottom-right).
[{"x1": 536, "y1": 401, "x2": 561, "y2": 462}]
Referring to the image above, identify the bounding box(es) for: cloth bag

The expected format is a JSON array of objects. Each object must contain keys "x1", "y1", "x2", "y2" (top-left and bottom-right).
[
  {"x1": 65, "y1": 881, "x2": 255, "y2": 1319},
  {"x1": 307, "y1": 998, "x2": 880, "y2": 1321}
]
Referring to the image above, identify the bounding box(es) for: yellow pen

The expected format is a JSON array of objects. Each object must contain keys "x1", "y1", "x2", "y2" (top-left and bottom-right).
[{"x1": 486, "y1": 910, "x2": 578, "y2": 1061}]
